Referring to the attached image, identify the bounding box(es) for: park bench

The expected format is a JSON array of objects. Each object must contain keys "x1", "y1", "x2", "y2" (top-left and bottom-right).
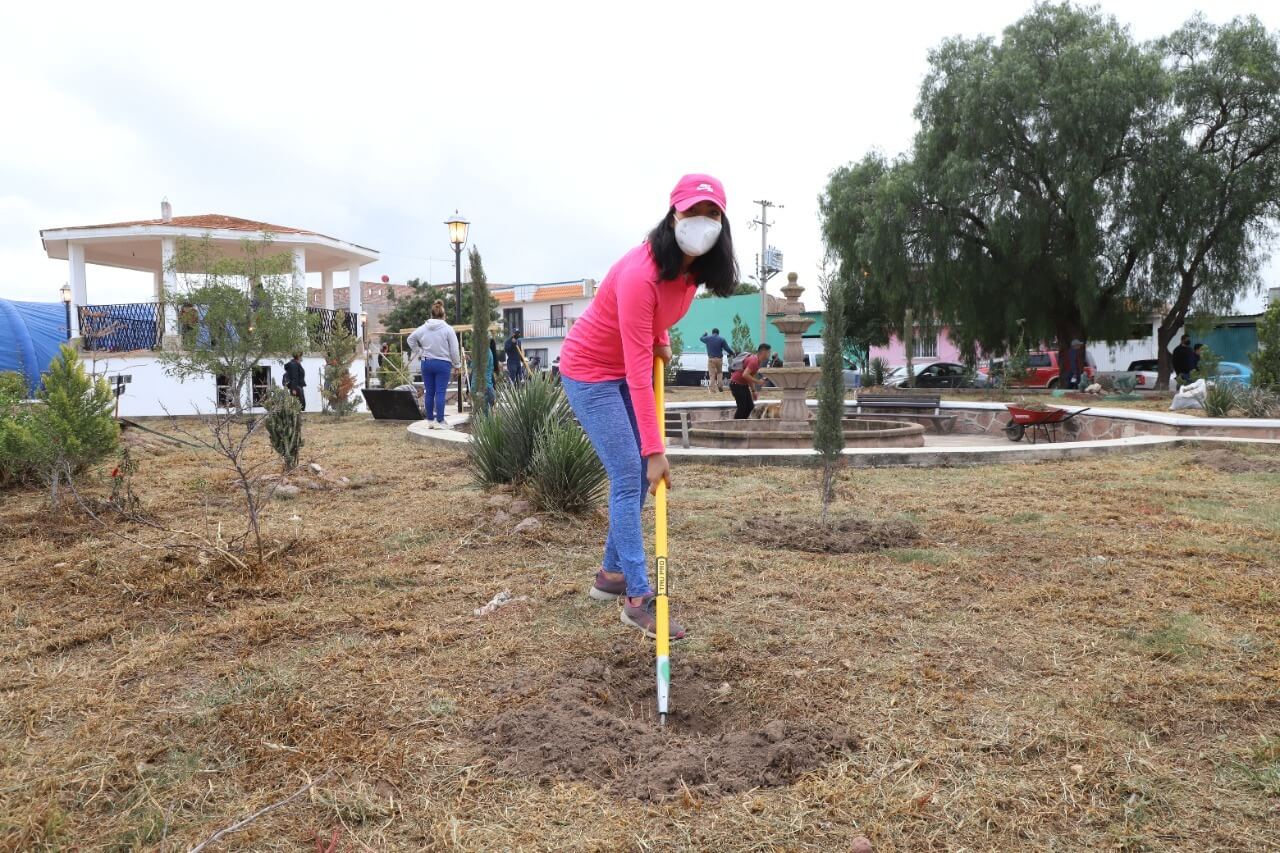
[{"x1": 849, "y1": 391, "x2": 956, "y2": 434}]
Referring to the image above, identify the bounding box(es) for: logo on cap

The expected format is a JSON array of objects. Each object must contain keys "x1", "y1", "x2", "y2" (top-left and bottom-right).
[{"x1": 697, "y1": 183, "x2": 713, "y2": 192}]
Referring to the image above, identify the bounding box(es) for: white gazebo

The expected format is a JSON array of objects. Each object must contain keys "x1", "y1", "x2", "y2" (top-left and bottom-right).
[
  {"x1": 41, "y1": 201, "x2": 379, "y2": 342},
  {"x1": 37, "y1": 202, "x2": 381, "y2": 416}
]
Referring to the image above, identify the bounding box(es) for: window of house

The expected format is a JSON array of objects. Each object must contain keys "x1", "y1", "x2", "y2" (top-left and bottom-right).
[
  {"x1": 912, "y1": 335, "x2": 938, "y2": 359},
  {"x1": 215, "y1": 374, "x2": 237, "y2": 408},
  {"x1": 550, "y1": 304, "x2": 567, "y2": 328},
  {"x1": 525, "y1": 348, "x2": 549, "y2": 369},
  {"x1": 251, "y1": 366, "x2": 272, "y2": 408}
]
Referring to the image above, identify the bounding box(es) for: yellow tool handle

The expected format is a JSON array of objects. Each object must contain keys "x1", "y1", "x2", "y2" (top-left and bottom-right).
[{"x1": 654, "y1": 358, "x2": 669, "y2": 669}]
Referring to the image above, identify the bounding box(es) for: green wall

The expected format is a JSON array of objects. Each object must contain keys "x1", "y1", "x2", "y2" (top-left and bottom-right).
[
  {"x1": 1199, "y1": 323, "x2": 1257, "y2": 364},
  {"x1": 672, "y1": 293, "x2": 823, "y2": 356}
]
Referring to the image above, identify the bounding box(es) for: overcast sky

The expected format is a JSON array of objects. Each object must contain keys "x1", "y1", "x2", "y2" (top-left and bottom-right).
[{"x1": 1, "y1": 0, "x2": 1275, "y2": 312}]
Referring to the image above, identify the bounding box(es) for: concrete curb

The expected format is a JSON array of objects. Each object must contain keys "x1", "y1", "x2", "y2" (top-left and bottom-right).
[{"x1": 405, "y1": 413, "x2": 1280, "y2": 467}]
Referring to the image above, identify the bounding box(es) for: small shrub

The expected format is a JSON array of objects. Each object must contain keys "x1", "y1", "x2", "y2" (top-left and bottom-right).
[
  {"x1": 1202, "y1": 381, "x2": 1239, "y2": 418},
  {"x1": 0, "y1": 386, "x2": 37, "y2": 488},
  {"x1": 264, "y1": 387, "x2": 304, "y2": 471},
  {"x1": 527, "y1": 417, "x2": 607, "y2": 513},
  {"x1": 867, "y1": 356, "x2": 889, "y2": 388},
  {"x1": 29, "y1": 345, "x2": 119, "y2": 503},
  {"x1": 1252, "y1": 301, "x2": 1280, "y2": 390},
  {"x1": 0, "y1": 371, "x2": 28, "y2": 398},
  {"x1": 378, "y1": 346, "x2": 411, "y2": 389},
  {"x1": 1238, "y1": 387, "x2": 1279, "y2": 419},
  {"x1": 321, "y1": 322, "x2": 359, "y2": 416}
]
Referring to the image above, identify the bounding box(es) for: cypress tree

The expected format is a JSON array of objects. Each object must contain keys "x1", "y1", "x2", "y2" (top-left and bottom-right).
[{"x1": 814, "y1": 280, "x2": 847, "y2": 524}]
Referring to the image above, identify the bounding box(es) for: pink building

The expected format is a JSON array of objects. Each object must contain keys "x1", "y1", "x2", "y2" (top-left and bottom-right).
[{"x1": 869, "y1": 326, "x2": 962, "y2": 366}]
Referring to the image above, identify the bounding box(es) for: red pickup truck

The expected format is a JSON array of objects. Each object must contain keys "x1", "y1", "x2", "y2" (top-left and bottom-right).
[{"x1": 982, "y1": 351, "x2": 1096, "y2": 389}]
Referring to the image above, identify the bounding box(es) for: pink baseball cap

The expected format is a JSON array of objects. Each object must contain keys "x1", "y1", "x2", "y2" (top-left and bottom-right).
[{"x1": 670, "y1": 173, "x2": 727, "y2": 213}]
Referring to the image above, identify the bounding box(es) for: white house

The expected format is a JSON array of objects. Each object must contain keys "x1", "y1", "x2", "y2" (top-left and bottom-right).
[
  {"x1": 491, "y1": 279, "x2": 597, "y2": 369},
  {"x1": 39, "y1": 203, "x2": 378, "y2": 416}
]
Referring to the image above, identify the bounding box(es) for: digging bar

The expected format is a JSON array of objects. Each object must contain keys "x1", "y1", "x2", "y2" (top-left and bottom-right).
[{"x1": 653, "y1": 357, "x2": 670, "y2": 728}]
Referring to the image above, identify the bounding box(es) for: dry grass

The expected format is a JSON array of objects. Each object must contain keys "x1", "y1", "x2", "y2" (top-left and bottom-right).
[{"x1": 2, "y1": 415, "x2": 1279, "y2": 851}]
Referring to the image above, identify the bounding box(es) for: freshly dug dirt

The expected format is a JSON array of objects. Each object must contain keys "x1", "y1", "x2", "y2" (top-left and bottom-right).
[
  {"x1": 1194, "y1": 448, "x2": 1280, "y2": 474},
  {"x1": 739, "y1": 515, "x2": 921, "y2": 554},
  {"x1": 478, "y1": 649, "x2": 857, "y2": 801}
]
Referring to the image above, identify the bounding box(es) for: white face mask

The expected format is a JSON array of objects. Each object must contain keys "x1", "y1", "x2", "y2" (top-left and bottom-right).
[{"x1": 674, "y1": 215, "x2": 723, "y2": 257}]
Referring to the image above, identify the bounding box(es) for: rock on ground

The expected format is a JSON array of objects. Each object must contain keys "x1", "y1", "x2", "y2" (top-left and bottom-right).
[{"x1": 513, "y1": 517, "x2": 542, "y2": 534}]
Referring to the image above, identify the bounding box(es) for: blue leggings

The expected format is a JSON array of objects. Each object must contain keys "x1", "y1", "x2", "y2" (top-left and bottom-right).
[
  {"x1": 421, "y1": 358, "x2": 452, "y2": 422},
  {"x1": 561, "y1": 376, "x2": 650, "y2": 597}
]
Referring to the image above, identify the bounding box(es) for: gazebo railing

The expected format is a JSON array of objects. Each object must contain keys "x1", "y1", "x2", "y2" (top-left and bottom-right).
[
  {"x1": 75, "y1": 303, "x2": 358, "y2": 352},
  {"x1": 78, "y1": 303, "x2": 163, "y2": 352},
  {"x1": 307, "y1": 307, "x2": 358, "y2": 347}
]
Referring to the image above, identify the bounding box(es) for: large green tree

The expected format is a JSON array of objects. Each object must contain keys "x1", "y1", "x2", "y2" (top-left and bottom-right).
[
  {"x1": 823, "y1": 4, "x2": 1168, "y2": 372},
  {"x1": 1139, "y1": 16, "x2": 1280, "y2": 387},
  {"x1": 822, "y1": 5, "x2": 1280, "y2": 382}
]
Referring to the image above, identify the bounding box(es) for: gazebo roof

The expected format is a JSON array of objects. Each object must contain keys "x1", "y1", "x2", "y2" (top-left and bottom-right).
[{"x1": 41, "y1": 212, "x2": 379, "y2": 273}]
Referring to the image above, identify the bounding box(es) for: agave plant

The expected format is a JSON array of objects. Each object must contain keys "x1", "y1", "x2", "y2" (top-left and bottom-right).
[
  {"x1": 1202, "y1": 381, "x2": 1239, "y2": 418},
  {"x1": 1238, "y1": 387, "x2": 1279, "y2": 419},
  {"x1": 527, "y1": 417, "x2": 607, "y2": 513}
]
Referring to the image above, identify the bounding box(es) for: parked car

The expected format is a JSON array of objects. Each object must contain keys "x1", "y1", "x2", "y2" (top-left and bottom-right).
[
  {"x1": 886, "y1": 361, "x2": 988, "y2": 389},
  {"x1": 1213, "y1": 361, "x2": 1253, "y2": 387},
  {"x1": 1096, "y1": 359, "x2": 1176, "y2": 392},
  {"x1": 881, "y1": 365, "x2": 908, "y2": 386},
  {"x1": 798, "y1": 352, "x2": 861, "y2": 389},
  {"x1": 982, "y1": 351, "x2": 1096, "y2": 389}
]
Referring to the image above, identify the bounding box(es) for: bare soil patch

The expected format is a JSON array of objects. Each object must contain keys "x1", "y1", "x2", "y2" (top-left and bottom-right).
[
  {"x1": 1194, "y1": 447, "x2": 1280, "y2": 474},
  {"x1": 739, "y1": 515, "x2": 921, "y2": 553},
  {"x1": 478, "y1": 646, "x2": 857, "y2": 800}
]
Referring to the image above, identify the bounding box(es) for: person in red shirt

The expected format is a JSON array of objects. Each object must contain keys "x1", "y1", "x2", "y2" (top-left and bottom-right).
[
  {"x1": 729, "y1": 343, "x2": 772, "y2": 419},
  {"x1": 558, "y1": 174, "x2": 739, "y2": 639}
]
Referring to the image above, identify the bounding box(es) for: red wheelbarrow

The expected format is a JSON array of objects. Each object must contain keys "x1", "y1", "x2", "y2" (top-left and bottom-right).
[{"x1": 1003, "y1": 404, "x2": 1090, "y2": 444}]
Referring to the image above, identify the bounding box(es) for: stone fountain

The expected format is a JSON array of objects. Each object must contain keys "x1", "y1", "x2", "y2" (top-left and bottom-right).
[
  {"x1": 684, "y1": 272, "x2": 925, "y2": 449},
  {"x1": 764, "y1": 272, "x2": 822, "y2": 421}
]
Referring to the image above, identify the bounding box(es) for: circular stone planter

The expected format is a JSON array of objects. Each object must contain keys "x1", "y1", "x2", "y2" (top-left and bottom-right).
[{"x1": 686, "y1": 417, "x2": 924, "y2": 450}]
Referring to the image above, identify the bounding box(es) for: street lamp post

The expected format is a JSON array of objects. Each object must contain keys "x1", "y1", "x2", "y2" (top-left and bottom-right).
[
  {"x1": 59, "y1": 283, "x2": 72, "y2": 341},
  {"x1": 445, "y1": 211, "x2": 470, "y2": 412}
]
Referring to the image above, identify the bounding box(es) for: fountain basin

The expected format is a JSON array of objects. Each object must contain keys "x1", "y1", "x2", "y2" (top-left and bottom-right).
[{"x1": 686, "y1": 417, "x2": 925, "y2": 450}]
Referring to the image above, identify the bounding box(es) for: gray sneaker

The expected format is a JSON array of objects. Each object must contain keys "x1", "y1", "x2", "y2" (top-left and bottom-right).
[
  {"x1": 621, "y1": 594, "x2": 686, "y2": 640},
  {"x1": 587, "y1": 570, "x2": 626, "y2": 602}
]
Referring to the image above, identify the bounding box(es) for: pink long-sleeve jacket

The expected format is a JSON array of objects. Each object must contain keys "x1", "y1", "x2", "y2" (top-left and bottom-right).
[{"x1": 558, "y1": 242, "x2": 697, "y2": 457}]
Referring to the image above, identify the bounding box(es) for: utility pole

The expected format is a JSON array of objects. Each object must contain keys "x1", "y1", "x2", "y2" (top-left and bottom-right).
[{"x1": 752, "y1": 199, "x2": 782, "y2": 347}]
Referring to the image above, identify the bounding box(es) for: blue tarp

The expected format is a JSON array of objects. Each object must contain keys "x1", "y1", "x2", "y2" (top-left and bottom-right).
[{"x1": 0, "y1": 299, "x2": 67, "y2": 396}]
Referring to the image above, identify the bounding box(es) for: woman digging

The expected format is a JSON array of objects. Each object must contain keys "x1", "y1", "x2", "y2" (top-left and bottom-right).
[{"x1": 558, "y1": 173, "x2": 738, "y2": 639}]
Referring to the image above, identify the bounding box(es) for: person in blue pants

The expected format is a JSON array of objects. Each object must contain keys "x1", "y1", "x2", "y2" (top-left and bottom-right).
[{"x1": 406, "y1": 300, "x2": 460, "y2": 429}]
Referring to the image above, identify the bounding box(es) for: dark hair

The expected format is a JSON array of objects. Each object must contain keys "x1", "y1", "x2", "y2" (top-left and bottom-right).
[
  {"x1": 291, "y1": 352, "x2": 302, "y2": 359},
  {"x1": 712, "y1": 327, "x2": 720, "y2": 334},
  {"x1": 1193, "y1": 343, "x2": 1204, "y2": 350},
  {"x1": 757, "y1": 343, "x2": 772, "y2": 352},
  {"x1": 645, "y1": 207, "x2": 738, "y2": 296}
]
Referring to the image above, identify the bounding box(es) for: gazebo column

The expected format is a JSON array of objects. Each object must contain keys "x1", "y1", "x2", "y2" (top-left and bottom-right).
[
  {"x1": 348, "y1": 264, "x2": 362, "y2": 341},
  {"x1": 321, "y1": 269, "x2": 334, "y2": 309},
  {"x1": 291, "y1": 247, "x2": 307, "y2": 297},
  {"x1": 67, "y1": 242, "x2": 87, "y2": 339},
  {"x1": 161, "y1": 237, "x2": 178, "y2": 338}
]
